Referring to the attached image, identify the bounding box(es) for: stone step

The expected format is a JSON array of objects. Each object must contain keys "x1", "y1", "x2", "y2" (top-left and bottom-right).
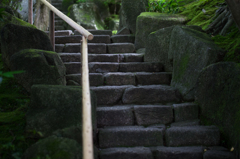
[
  {"x1": 91, "y1": 85, "x2": 181, "y2": 105},
  {"x1": 55, "y1": 20, "x2": 63, "y2": 26},
  {"x1": 59, "y1": 53, "x2": 143, "y2": 63},
  {"x1": 165, "y1": 126, "x2": 220, "y2": 147},
  {"x1": 203, "y1": 147, "x2": 235, "y2": 159},
  {"x1": 97, "y1": 105, "x2": 174, "y2": 127},
  {"x1": 55, "y1": 35, "x2": 110, "y2": 44},
  {"x1": 74, "y1": 29, "x2": 112, "y2": 36},
  {"x1": 97, "y1": 106, "x2": 134, "y2": 128},
  {"x1": 99, "y1": 147, "x2": 153, "y2": 159},
  {"x1": 45, "y1": 30, "x2": 73, "y2": 36},
  {"x1": 151, "y1": 146, "x2": 204, "y2": 159},
  {"x1": 107, "y1": 43, "x2": 135, "y2": 53},
  {"x1": 56, "y1": 43, "x2": 135, "y2": 53},
  {"x1": 66, "y1": 72, "x2": 171, "y2": 86},
  {"x1": 64, "y1": 62, "x2": 163, "y2": 74},
  {"x1": 170, "y1": 120, "x2": 200, "y2": 127},
  {"x1": 111, "y1": 35, "x2": 135, "y2": 43},
  {"x1": 99, "y1": 126, "x2": 164, "y2": 148},
  {"x1": 56, "y1": 43, "x2": 107, "y2": 53},
  {"x1": 173, "y1": 103, "x2": 199, "y2": 122},
  {"x1": 55, "y1": 26, "x2": 64, "y2": 30}
]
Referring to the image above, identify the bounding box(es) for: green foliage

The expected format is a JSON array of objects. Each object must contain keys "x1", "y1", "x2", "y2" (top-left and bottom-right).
[
  {"x1": 147, "y1": 0, "x2": 185, "y2": 14},
  {"x1": 180, "y1": 0, "x2": 225, "y2": 29},
  {"x1": 212, "y1": 24, "x2": 240, "y2": 62},
  {"x1": 0, "y1": 8, "x2": 6, "y2": 22},
  {"x1": 76, "y1": 0, "x2": 87, "y2": 3},
  {"x1": 112, "y1": 30, "x2": 117, "y2": 35},
  {"x1": 0, "y1": 0, "x2": 22, "y2": 11}
]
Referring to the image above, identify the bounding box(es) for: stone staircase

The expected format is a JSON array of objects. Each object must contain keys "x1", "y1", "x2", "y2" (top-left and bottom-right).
[
  {"x1": 52, "y1": 30, "x2": 234, "y2": 159},
  {"x1": 51, "y1": 0, "x2": 65, "y2": 30}
]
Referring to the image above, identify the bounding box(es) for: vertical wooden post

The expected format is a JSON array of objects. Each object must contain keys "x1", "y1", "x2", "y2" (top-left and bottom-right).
[
  {"x1": 49, "y1": 10, "x2": 55, "y2": 51},
  {"x1": 28, "y1": 0, "x2": 33, "y2": 24},
  {"x1": 81, "y1": 36, "x2": 94, "y2": 159}
]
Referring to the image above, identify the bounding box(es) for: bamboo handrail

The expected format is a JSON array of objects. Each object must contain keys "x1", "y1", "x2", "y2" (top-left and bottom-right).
[
  {"x1": 40, "y1": 0, "x2": 93, "y2": 40},
  {"x1": 28, "y1": 1, "x2": 94, "y2": 159}
]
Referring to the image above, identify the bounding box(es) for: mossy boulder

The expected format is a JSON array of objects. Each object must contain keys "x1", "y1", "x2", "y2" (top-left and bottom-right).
[
  {"x1": 118, "y1": 0, "x2": 148, "y2": 34},
  {"x1": 145, "y1": 25, "x2": 203, "y2": 72},
  {"x1": 195, "y1": 62, "x2": 240, "y2": 155},
  {"x1": 23, "y1": 136, "x2": 82, "y2": 159},
  {"x1": 169, "y1": 26, "x2": 224, "y2": 101},
  {"x1": 10, "y1": 49, "x2": 66, "y2": 92},
  {"x1": 1, "y1": 24, "x2": 52, "y2": 68},
  {"x1": 26, "y1": 85, "x2": 97, "y2": 137},
  {"x1": 68, "y1": 2, "x2": 105, "y2": 30},
  {"x1": 135, "y1": 12, "x2": 187, "y2": 49}
]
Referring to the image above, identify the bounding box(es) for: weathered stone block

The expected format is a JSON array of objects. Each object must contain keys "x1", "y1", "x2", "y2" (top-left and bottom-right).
[
  {"x1": 104, "y1": 72, "x2": 136, "y2": 85},
  {"x1": 169, "y1": 26, "x2": 225, "y2": 101},
  {"x1": 135, "y1": 12, "x2": 187, "y2": 49},
  {"x1": 134, "y1": 105, "x2": 173, "y2": 125},
  {"x1": 136, "y1": 72, "x2": 172, "y2": 85},
  {"x1": 173, "y1": 103, "x2": 199, "y2": 122},
  {"x1": 119, "y1": 62, "x2": 163, "y2": 72}
]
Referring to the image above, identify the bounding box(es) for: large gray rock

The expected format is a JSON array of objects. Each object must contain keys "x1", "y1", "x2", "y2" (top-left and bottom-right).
[
  {"x1": 1, "y1": 24, "x2": 53, "y2": 68},
  {"x1": 170, "y1": 26, "x2": 225, "y2": 101},
  {"x1": 195, "y1": 62, "x2": 240, "y2": 156},
  {"x1": 26, "y1": 85, "x2": 97, "y2": 137},
  {"x1": 135, "y1": 12, "x2": 187, "y2": 49},
  {"x1": 24, "y1": 136, "x2": 82, "y2": 159},
  {"x1": 145, "y1": 25, "x2": 203, "y2": 72},
  {"x1": 118, "y1": 0, "x2": 148, "y2": 34},
  {"x1": 10, "y1": 49, "x2": 66, "y2": 92},
  {"x1": 68, "y1": 3, "x2": 105, "y2": 30}
]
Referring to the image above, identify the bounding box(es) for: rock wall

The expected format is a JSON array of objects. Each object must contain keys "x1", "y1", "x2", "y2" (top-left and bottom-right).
[{"x1": 196, "y1": 62, "x2": 240, "y2": 158}]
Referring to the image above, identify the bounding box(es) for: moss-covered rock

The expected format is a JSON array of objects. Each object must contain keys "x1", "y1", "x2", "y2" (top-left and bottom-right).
[
  {"x1": 195, "y1": 62, "x2": 240, "y2": 156},
  {"x1": 10, "y1": 49, "x2": 66, "y2": 92},
  {"x1": 169, "y1": 26, "x2": 225, "y2": 101},
  {"x1": 26, "y1": 85, "x2": 97, "y2": 137},
  {"x1": 68, "y1": 2, "x2": 105, "y2": 30},
  {"x1": 1, "y1": 23, "x2": 52, "y2": 68},
  {"x1": 118, "y1": 0, "x2": 148, "y2": 34},
  {"x1": 145, "y1": 25, "x2": 203, "y2": 72},
  {"x1": 135, "y1": 12, "x2": 187, "y2": 49},
  {"x1": 23, "y1": 136, "x2": 82, "y2": 159}
]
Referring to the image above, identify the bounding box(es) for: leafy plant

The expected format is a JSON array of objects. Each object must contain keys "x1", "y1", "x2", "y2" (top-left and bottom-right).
[
  {"x1": 147, "y1": 0, "x2": 185, "y2": 14},
  {"x1": 0, "y1": 0, "x2": 22, "y2": 11}
]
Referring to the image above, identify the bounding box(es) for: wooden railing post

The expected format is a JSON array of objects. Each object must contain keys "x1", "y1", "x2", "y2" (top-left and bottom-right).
[
  {"x1": 28, "y1": 0, "x2": 33, "y2": 24},
  {"x1": 49, "y1": 10, "x2": 55, "y2": 51},
  {"x1": 81, "y1": 36, "x2": 94, "y2": 159}
]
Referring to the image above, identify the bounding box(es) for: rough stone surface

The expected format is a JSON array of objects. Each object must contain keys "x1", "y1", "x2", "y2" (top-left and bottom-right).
[
  {"x1": 111, "y1": 35, "x2": 135, "y2": 43},
  {"x1": 26, "y1": 85, "x2": 97, "y2": 137},
  {"x1": 1, "y1": 24, "x2": 53, "y2": 68},
  {"x1": 134, "y1": 105, "x2": 173, "y2": 125},
  {"x1": 63, "y1": 43, "x2": 107, "y2": 53},
  {"x1": 145, "y1": 25, "x2": 204, "y2": 72},
  {"x1": 104, "y1": 72, "x2": 136, "y2": 85},
  {"x1": 170, "y1": 120, "x2": 200, "y2": 127},
  {"x1": 122, "y1": 85, "x2": 182, "y2": 104},
  {"x1": 119, "y1": 0, "x2": 148, "y2": 34},
  {"x1": 117, "y1": 27, "x2": 131, "y2": 35},
  {"x1": 97, "y1": 106, "x2": 134, "y2": 127},
  {"x1": 119, "y1": 62, "x2": 163, "y2": 72},
  {"x1": 165, "y1": 126, "x2": 220, "y2": 146},
  {"x1": 74, "y1": 29, "x2": 112, "y2": 36},
  {"x1": 136, "y1": 72, "x2": 172, "y2": 85},
  {"x1": 173, "y1": 103, "x2": 199, "y2": 122},
  {"x1": 100, "y1": 147, "x2": 153, "y2": 159},
  {"x1": 10, "y1": 49, "x2": 66, "y2": 92},
  {"x1": 195, "y1": 62, "x2": 240, "y2": 155},
  {"x1": 135, "y1": 12, "x2": 187, "y2": 49},
  {"x1": 152, "y1": 146, "x2": 203, "y2": 159},
  {"x1": 46, "y1": 30, "x2": 73, "y2": 36},
  {"x1": 123, "y1": 53, "x2": 144, "y2": 62},
  {"x1": 91, "y1": 85, "x2": 131, "y2": 105},
  {"x1": 99, "y1": 126, "x2": 164, "y2": 148},
  {"x1": 66, "y1": 73, "x2": 103, "y2": 86},
  {"x1": 55, "y1": 35, "x2": 110, "y2": 44},
  {"x1": 89, "y1": 62, "x2": 119, "y2": 73},
  {"x1": 169, "y1": 26, "x2": 225, "y2": 101},
  {"x1": 203, "y1": 150, "x2": 235, "y2": 159},
  {"x1": 23, "y1": 136, "x2": 82, "y2": 159},
  {"x1": 107, "y1": 43, "x2": 135, "y2": 53}
]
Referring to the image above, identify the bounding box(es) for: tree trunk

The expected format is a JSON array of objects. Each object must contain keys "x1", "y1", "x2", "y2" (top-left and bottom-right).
[
  {"x1": 34, "y1": 0, "x2": 50, "y2": 31},
  {"x1": 225, "y1": 0, "x2": 240, "y2": 31}
]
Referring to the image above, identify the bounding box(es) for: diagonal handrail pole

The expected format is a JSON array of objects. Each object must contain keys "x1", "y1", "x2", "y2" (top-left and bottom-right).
[
  {"x1": 81, "y1": 36, "x2": 94, "y2": 159},
  {"x1": 29, "y1": 1, "x2": 94, "y2": 159}
]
